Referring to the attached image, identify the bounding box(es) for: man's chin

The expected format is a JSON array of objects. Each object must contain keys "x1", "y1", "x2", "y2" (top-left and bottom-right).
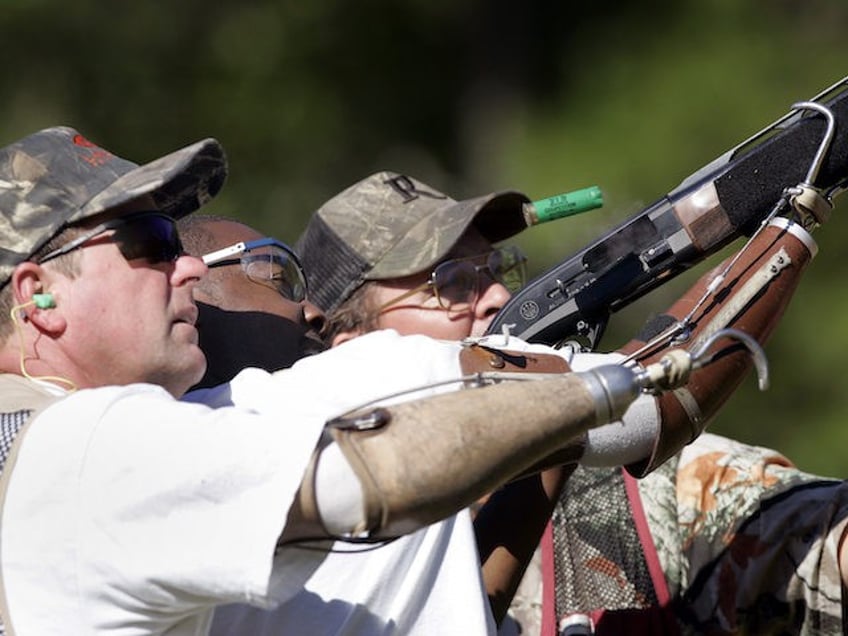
[
  {"x1": 174, "y1": 320, "x2": 200, "y2": 344},
  {"x1": 167, "y1": 351, "x2": 208, "y2": 397}
]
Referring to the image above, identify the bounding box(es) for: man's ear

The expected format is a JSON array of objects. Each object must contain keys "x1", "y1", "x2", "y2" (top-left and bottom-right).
[
  {"x1": 10, "y1": 263, "x2": 67, "y2": 335},
  {"x1": 331, "y1": 328, "x2": 363, "y2": 348}
]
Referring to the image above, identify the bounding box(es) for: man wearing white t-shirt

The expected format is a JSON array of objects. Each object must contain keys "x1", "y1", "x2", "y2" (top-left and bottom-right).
[
  {"x1": 0, "y1": 130, "x2": 658, "y2": 635},
  {"x1": 178, "y1": 162, "x2": 820, "y2": 634},
  {"x1": 0, "y1": 127, "x2": 336, "y2": 635},
  {"x1": 296, "y1": 172, "x2": 848, "y2": 635},
  {"x1": 180, "y1": 214, "x2": 609, "y2": 635}
]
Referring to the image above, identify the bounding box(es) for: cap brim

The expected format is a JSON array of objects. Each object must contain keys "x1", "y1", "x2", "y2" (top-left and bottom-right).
[
  {"x1": 75, "y1": 137, "x2": 227, "y2": 223},
  {"x1": 366, "y1": 189, "x2": 529, "y2": 279}
]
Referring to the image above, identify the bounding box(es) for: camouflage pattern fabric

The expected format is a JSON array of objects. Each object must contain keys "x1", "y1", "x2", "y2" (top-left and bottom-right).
[
  {"x1": 546, "y1": 433, "x2": 848, "y2": 635},
  {"x1": 642, "y1": 432, "x2": 848, "y2": 635},
  {"x1": 0, "y1": 126, "x2": 227, "y2": 287},
  {"x1": 552, "y1": 465, "x2": 658, "y2": 616},
  {"x1": 296, "y1": 171, "x2": 529, "y2": 313}
]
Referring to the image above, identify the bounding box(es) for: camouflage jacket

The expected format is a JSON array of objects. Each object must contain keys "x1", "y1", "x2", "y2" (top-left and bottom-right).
[{"x1": 546, "y1": 433, "x2": 848, "y2": 635}]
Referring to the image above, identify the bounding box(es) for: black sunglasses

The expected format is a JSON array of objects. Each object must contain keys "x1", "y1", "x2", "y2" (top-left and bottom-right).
[{"x1": 38, "y1": 212, "x2": 184, "y2": 265}]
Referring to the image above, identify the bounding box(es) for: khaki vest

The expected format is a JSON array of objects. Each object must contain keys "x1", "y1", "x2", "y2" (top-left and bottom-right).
[{"x1": 0, "y1": 374, "x2": 63, "y2": 636}]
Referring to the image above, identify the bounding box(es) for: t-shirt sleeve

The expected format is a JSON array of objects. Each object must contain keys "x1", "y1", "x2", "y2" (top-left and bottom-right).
[
  {"x1": 2, "y1": 383, "x2": 323, "y2": 632},
  {"x1": 261, "y1": 330, "x2": 466, "y2": 414}
]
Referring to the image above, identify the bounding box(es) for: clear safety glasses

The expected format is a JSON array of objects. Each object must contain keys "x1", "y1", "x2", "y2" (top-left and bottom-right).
[
  {"x1": 202, "y1": 237, "x2": 308, "y2": 303},
  {"x1": 378, "y1": 244, "x2": 527, "y2": 312}
]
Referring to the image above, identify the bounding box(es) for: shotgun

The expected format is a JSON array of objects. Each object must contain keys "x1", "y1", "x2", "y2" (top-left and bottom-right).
[{"x1": 487, "y1": 76, "x2": 848, "y2": 348}]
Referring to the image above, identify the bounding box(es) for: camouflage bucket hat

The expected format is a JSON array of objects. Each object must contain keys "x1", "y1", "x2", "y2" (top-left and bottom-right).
[
  {"x1": 295, "y1": 171, "x2": 530, "y2": 313},
  {"x1": 0, "y1": 126, "x2": 227, "y2": 288}
]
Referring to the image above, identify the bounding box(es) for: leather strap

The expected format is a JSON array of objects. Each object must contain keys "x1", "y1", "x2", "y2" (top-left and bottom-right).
[{"x1": 460, "y1": 344, "x2": 571, "y2": 375}]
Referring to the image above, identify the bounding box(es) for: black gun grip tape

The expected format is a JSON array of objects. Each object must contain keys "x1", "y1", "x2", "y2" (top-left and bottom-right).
[{"x1": 716, "y1": 88, "x2": 848, "y2": 233}]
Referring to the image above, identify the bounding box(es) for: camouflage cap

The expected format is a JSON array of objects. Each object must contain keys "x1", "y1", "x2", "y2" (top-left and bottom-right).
[
  {"x1": 0, "y1": 126, "x2": 227, "y2": 288},
  {"x1": 295, "y1": 171, "x2": 530, "y2": 313}
]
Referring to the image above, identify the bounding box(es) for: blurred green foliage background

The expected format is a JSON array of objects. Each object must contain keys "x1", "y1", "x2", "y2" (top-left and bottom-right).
[{"x1": 3, "y1": 0, "x2": 846, "y2": 475}]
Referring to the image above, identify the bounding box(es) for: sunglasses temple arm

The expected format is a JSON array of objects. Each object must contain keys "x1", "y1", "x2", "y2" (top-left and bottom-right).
[
  {"x1": 202, "y1": 242, "x2": 248, "y2": 265},
  {"x1": 376, "y1": 281, "x2": 435, "y2": 312}
]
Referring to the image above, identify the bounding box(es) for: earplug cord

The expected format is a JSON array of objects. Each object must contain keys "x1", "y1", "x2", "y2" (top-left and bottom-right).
[{"x1": 9, "y1": 299, "x2": 78, "y2": 392}]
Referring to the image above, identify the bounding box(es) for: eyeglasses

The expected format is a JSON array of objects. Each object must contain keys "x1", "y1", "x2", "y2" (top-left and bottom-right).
[
  {"x1": 377, "y1": 245, "x2": 527, "y2": 313},
  {"x1": 38, "y1": 212, "x2": 184, "y2": 265},
  {"x1": 202, "y1": 238, "x2": 308, "y2": 303}
]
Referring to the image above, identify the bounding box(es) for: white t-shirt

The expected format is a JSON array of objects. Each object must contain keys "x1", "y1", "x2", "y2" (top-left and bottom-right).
[
  {"x1": 192, "y1": 330, "x2": 497, "y2": 636},
  {"x1": 1, "y1": 329, "x2": 650, "y2": 635},
  {"x1": 195, "y1": 330, "x2": 657, "y2": 636},
  {"x1": 1, "y1": 383, "x2": 327, "y2": 635}
]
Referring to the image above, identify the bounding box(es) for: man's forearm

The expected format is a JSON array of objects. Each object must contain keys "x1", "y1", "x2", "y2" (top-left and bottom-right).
[
  {"x1": 284, "y1": 366, "x2": 641, "y2": 542},
  {"x1": 475, "y1": 465, "x2": 575, "y2": 625}
]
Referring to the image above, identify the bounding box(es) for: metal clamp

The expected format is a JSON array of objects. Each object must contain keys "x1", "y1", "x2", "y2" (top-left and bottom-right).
[
  {"x1": 786, "y1": 101, "x2": 837, "y2": 228},
  {"x1": 636, "y1": 327, "x2": 769, "y2": 393}
]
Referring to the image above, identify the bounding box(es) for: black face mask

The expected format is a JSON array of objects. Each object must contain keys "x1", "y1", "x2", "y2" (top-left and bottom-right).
[{"x1": 191, "y1": 302, "x2": 327, "y2": 390}]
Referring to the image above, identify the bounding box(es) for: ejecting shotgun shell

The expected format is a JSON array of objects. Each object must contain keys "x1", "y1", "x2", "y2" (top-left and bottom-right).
[{"x1": 523, "y1": 185, "x2": 604, "y2": 226}]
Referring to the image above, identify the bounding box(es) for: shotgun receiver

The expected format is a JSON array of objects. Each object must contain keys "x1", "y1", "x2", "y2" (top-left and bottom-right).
[{"x1": 487, "y1": 76, "x2": 848, "y2": 348}]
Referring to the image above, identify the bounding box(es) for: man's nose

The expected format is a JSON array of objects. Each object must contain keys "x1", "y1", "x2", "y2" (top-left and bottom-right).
[
  {"x1": 302, "y1": 299, "x2": 326, "y2": 334},
  {"x1": 172, "y1": 253, "x2": 208, "y2": 286},
  {"x1": 472, "y1": 279, "x2": 511, "y2": 329}
]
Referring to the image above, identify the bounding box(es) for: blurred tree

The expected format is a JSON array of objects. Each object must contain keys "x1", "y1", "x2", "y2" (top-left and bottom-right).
[
  {"x1": 0, "y1": 0, "x2": 845, "y2": 473},
  {"x1": 494, "y1": 1, "x2": 848, "y2": 476}
]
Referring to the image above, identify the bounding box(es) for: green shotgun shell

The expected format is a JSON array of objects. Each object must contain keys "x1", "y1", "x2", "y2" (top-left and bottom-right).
[{"x1": 523, "y1": 185, "x2": 604, "y2": 225}]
